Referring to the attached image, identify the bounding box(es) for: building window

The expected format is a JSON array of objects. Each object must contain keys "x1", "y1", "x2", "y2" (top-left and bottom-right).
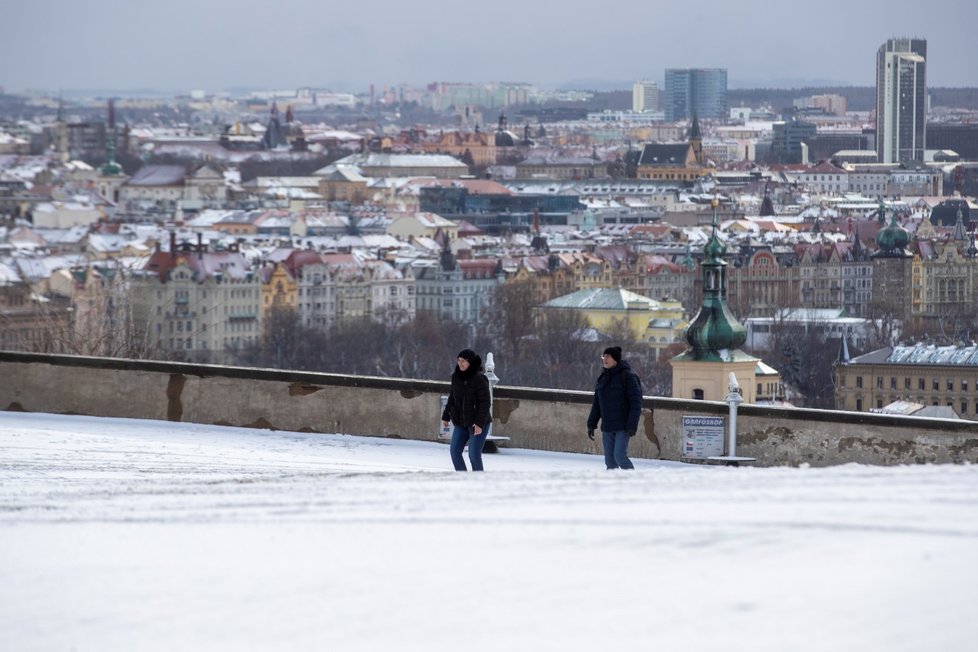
[
  {"x1": 962, "y1": 402, "x2": 968, "y2": 415},
  {"x1": 876, "y1": 377, "x2": 883, "y2": 389},
  {"x1": 692, "y1": 389, "x2": 704, "y2": 400},
  {"x1": 947, "y1": 380, "x2": 954, "y2": 391},
  {"x1": 904, "y1": 378, "x2": 911, "y2": 390},
  {"x1": 933, "y1": 379, "x2": 940, "y2": 391},
  {"x1": 890, "y1": 377, "x2": 897, "y2": 390},
  {"x1": 918, "y1": 378, "x2": 925, "y2": 390},
  {"x1": 963, "y1": 380, "x2": 969, "y2": 392},
  {"x1": 877, "y1": 400, "x2": 883, "y2": 409},
  {"x1": 856, "y1": 376, "x2": 863, "y2": 389},
  {"x1": 856, "y1": 398, "x2": 863, "y2": 411}
]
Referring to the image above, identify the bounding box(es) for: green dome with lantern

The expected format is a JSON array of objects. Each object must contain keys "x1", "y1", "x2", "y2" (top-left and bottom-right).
[
  {"x1": 680, "y1": 198, "x2": 746, "y2": 361},
  {"x1": 873, "y1": 201, "x2": 911, "y2": 257}
]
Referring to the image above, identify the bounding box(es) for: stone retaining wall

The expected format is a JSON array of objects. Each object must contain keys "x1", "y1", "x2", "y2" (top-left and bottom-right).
[{"x1": 2, "y1": 352, "x2": 976, "y2": 466}]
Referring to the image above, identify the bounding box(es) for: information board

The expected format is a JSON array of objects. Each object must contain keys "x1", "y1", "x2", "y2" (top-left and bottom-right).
[{"x1": 682, "y1": 415, "x2": 725, "y2": 459}]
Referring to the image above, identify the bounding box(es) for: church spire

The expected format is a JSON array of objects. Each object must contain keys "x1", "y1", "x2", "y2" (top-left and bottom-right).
[
  {"x1": 759, "y1": 184, "x2": 775, "y2": 217},
  {"x1": 690, "y1": 113, "x2": 702, "y2": 140},
  {"x1": 689, "y1": 113, "x2": 703, "y2": 166},
  {"x1": 837, "y1": 333, "x2": 851, "y2": 364},
  {"x1": 952, "y1": 207, "x2": 968, "y2": 241},
  {"x1": 100, "y1": 98, "x2": 122, "y2": 176}
]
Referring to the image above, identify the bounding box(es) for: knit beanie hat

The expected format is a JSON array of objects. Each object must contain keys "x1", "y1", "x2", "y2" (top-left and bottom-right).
[
  {"x1": 603, "y1": 346, "x2": 622, "y2": 363},
  {"x1": 456, "y1": 348, "x2": 481, "y2": 376}
]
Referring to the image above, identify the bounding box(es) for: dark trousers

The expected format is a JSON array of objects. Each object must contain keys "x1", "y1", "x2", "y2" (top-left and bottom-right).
[
  {"x1": 450, "y1": 424, "x2": 489, "y2": 471},
  {"x1": 602, "y1": 430, "x2": 634, "y2": 470}
]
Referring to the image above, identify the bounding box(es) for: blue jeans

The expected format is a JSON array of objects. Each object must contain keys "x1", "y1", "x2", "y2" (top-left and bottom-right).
[
  {"x1": 450, "y1": 424, "x2": 489, "y2": 471},
  {"x1": 602, "y1": 430, "x2": 634, "y2": 470}
]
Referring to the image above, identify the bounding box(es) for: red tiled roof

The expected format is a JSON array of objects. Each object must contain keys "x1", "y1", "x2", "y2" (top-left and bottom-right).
[
  {"x1": 458, "y1": 258, "x2": 498, "y2": 279},
  {"x1": 642, "y1": 254, "x2": 683, "y2": 274}
]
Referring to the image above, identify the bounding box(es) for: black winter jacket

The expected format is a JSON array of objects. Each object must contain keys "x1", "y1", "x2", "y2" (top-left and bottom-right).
[
  {"x1": 587, "y1": 360, "x2": 642, "y2": 433},
  {"x1": 442, "y1": 368, "x2": 492, "y2": 428}
]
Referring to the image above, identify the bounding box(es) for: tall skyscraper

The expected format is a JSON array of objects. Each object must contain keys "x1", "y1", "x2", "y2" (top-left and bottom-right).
[
  {"x1": 664, "y1": 68, "x2": 727, "y2": 122},
  {"x1": 876, "y1": 38, "x2": 927, "y2": 164},
  {"x1": 632, "y1": 80, "x2": 661, "y2": 112}
]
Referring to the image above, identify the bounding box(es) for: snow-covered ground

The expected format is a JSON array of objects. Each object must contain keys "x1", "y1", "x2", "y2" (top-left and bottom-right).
[{"x1": 1, "y1": 411, "x2": 976, "y2": 652}]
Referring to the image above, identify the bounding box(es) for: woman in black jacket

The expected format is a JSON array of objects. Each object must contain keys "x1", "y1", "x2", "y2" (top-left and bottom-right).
[{"x1": 441, "y1": 349, "x2": 492, "y2": 471}]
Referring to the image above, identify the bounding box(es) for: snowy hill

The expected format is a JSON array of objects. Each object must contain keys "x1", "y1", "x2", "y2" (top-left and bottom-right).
[{"x1": 1, "y1": 411, "x2": 976, "y2": 651}]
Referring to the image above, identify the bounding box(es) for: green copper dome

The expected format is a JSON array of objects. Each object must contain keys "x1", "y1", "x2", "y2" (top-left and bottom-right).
[
  {"x1": 683, "y1": 295, "x2": 747, "y2": 359},
  {"x1": 704, "y1": 231, "x2": 726, "y2": 262},
  {"x1": 873, "y1": 203, "x2": 910, "y2": 257},
  {"x1": 100, "y1": 158, "x2": 122, "y2": 176}
]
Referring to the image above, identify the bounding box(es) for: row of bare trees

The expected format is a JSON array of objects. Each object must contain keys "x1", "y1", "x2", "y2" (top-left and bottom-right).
[
  {"x1": 26, "y1": 272, "x2": 978, "y2": 407},
  {"x1": 227, "y1": 280, "x2": 677, "y2": 395}
]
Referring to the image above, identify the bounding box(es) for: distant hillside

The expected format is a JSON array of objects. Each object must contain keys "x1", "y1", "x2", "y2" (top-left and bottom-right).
[
  {"x1": 729, "y1": 87, "x2": 978, "y2": 112},
  {"x1": 728, "y1": 87, "x2": 874, "y2": 112},
  {"x1": 931, "y1": 87, "x2": 978, "y2": 110}
]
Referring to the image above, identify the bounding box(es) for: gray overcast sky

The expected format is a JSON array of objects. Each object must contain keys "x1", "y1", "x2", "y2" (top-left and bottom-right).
[{"x1": 2, "y1": 0, "x2": 976, "y2": 93}]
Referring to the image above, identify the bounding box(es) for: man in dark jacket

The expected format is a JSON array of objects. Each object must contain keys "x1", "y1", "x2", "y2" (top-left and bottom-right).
[{"x1": 587, "y1": 346, "x2": 641, "y2": 469}]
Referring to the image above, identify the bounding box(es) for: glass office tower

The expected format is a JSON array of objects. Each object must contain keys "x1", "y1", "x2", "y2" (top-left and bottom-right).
[
  {"x1": 876, "y1": 38, "x2": 927, "y2": 164},
  {"x1": 664, "y1": 68, "x2": 728, "y2": 121}
]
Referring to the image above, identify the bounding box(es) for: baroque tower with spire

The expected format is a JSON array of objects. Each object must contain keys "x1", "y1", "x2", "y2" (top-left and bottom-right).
[
  {"x1": 670, "y1": 198, "x2": 776, "y2": 403},
  {"x1": 870, "y1": 200, "x2": 913, "y2": 323}
]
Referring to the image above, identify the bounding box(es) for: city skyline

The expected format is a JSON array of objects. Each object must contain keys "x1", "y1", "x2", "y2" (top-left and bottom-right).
[{"x1": 2, "y1": 0, "x2": 977, "y2": 94}]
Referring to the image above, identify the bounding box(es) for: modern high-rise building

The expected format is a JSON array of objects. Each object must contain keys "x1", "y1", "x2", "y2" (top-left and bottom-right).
[
  {"x1": 771, "y1": 119, "x2": 817, "y2": 164},
  {"x1": 632, "y1": 80, "x2": 661, "y2": 112},
  {"x1": 664, "y1": 68, "x2": 727, "y2": 121},
  {"x1": 875, "y1": 38, "x2": 927, "y2": 164}
]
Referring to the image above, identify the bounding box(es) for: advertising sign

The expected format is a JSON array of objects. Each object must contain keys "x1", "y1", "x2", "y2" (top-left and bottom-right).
[{"x1": 682, "y1": 415, "x2": 725, "y2": 459}]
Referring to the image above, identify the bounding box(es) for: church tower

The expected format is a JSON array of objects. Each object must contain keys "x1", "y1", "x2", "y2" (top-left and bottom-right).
[
  {"x1": 670, "y1": 198, "x2": 769, "y2": 402},
  {"x1": 96, "y1": 99, "x2": 126, "y2": 203},
  {"x1": 99, "y1": 99, "x2": 122, "y2": 176},
  {"x1": 55, "y1": 95, "x2": 69, "y2": 164},
  {"x1": 870, "y1": 200, "x2": 913, "y2": 323}
]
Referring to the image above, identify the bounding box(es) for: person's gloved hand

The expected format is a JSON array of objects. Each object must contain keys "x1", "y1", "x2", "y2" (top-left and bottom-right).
[
  {"x1": 627, "y1": 429, "x2": 637, "y2": 437},
  {"x1": 587, "y1": 429, "x2": 595, "y2": 441}
]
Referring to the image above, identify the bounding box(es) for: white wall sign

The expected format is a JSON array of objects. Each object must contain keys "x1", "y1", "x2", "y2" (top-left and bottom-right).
[{"x1": 682, "y1": 415, "x2": 725, "y2": 459}]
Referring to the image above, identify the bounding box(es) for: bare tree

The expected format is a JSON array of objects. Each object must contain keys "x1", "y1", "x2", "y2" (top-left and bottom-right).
[
  {"x1": 486, "y1": 280, "x2": 537, "y2": 359},
  {"x1": 4, "y1": 264, "x2": 167, "y2": 360},
  {"x1": 525, "y1": 309, "x2": 594, "y2": 390},
  {"x1": 758, "y1": 316, "x2": 838, "y2": 408}
]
